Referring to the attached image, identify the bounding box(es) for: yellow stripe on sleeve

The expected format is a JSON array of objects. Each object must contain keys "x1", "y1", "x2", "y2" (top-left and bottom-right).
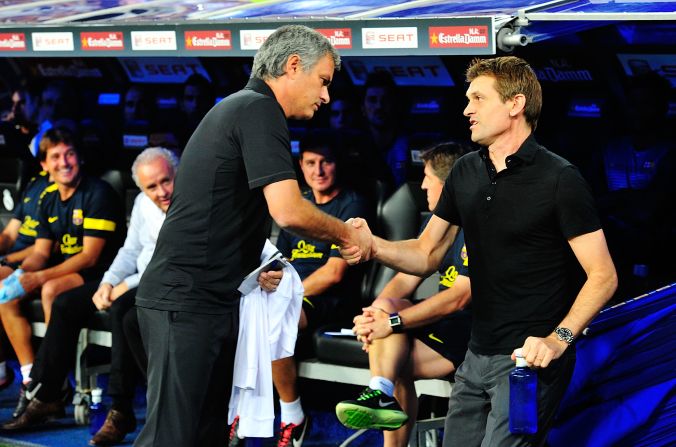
[{"x1": 83, "y1": 218, "x2": 116, "y2": 231}]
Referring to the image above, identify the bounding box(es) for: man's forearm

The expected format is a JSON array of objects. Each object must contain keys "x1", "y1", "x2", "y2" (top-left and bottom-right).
[
  {"x1": 555, "y1": 268, "x2": 617, "y2": 338},
  {"x1": 399, "y1": 276, "x2": 471, "y2": 330},
  {"x1": 35, "y1": 252, "x2": 99, "y2": 283},
  {"x1": 280, "y1": 198, "x2": 352, "y2": 246}
]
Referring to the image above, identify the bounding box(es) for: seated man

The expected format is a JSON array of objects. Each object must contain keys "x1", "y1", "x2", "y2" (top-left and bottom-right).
[
  {"x1": 0, "y1": 127, "x2": 124, "y2": 419},
  {"x1": 0, "y1": 169, "x2": 52, "y2": 390},
  {"x1": 336, "y1": 142, "x2": 471, "y2": 447},
  {"x1": 232, "y1": 139, "x2": 372, "y2": 447},
  {"x1": 2, "y1": 147, "x2": 284, "y2": 441},
  {"x1": 0, "y1": 147, "x2": 177, "y2": 437}
]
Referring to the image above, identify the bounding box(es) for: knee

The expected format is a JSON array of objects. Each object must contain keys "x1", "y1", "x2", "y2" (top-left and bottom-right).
[{"x1": 40, "y1": 280, "x2": 60, "y2": 302}]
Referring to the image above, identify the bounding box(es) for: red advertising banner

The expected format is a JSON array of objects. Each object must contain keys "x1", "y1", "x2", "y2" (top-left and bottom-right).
[
  {"x1": 80, "y1": 32, "x2": 124, "y2": 51},
  {"x1": 0, "y1": 33, "x2": 26, "y2": 51},
  {"x1": 184, "y1": 30, "x2": 232, "y2": 50},
  {"x1": 429, "y1": 26, "x2": 489, "y2": 48},
  {"x1": 317, "y1": 28, "x2": 352, "y2": 49}
]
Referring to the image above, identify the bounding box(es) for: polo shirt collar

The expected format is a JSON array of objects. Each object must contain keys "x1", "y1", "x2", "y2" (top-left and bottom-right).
[
  {"x1": 245, "y1": 77, "x2": 276, "y2": 99},
  {"x1": 478, "y1": 133, "x2": 539, "y2": 165}
]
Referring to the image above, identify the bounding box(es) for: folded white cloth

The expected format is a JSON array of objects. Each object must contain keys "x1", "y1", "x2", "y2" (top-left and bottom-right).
[{"x1": 228, "y1": 240, "x2": 303, "y2": 438}]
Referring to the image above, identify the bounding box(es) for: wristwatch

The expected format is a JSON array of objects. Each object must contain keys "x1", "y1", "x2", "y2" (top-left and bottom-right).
[
  {"x1": 554, "y1": 327, "x2": 574, "y2": 345},
  {"x1": 389, "y1": 313, "x2": 404, "y2": 334}
]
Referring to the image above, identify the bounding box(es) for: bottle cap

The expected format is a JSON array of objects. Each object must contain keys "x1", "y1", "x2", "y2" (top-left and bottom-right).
[
  {"x1": 513, "y1": 348, "x2": 528, "y2": 367},
  {"x1": 91, "y1": 388, "x2": 103, "y2": 403}
]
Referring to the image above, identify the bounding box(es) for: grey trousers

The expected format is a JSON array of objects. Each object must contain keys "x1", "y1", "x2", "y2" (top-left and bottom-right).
[
  {"x1": 443, "y1": 347, "x2": 576, "y2": 447},
  {"x1": 134, "y1": 306, "x2": 239, "y2": 447}
]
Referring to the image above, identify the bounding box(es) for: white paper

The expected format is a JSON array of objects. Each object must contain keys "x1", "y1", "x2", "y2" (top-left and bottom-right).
[{"x1": 237, "y1": 251, "x2": 288, "y2": 295}]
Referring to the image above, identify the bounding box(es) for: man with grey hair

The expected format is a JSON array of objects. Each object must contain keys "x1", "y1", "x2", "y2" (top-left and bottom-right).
[
  {"x1": 134, "y1": 25, "x2": 372, "y2": 447},
  {"x1": 1, "y1": 148, "x2": 178, "y2": 442}
]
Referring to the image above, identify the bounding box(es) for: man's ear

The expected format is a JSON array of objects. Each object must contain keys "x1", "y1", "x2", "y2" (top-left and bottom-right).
[
  {"x1": 510, "y1": 94, "x2": 526, "y2": 117},
  {"x1": 285, "y1": 54, "x2": 302, "y2": 78}
]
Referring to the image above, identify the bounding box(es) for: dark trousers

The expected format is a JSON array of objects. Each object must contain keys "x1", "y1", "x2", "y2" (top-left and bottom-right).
[
  {"x1": 31, "y1": 281, "x2": 99, "y2": 402},
  {"x1": 31, "y1": 282, "x2": 143, "y2": 407},
  {"x1": 122, "y1": 303, "x2": 147, "y2": 380},
  {"x1": 107, "y1": 288, "x2": 144, "y2": 411},
  {"x1": 443, "y1": 348, "x2": 576, "y2": 447},
  {"x1": 135, "y1": 306, "x2": 239, "y2": 447}
]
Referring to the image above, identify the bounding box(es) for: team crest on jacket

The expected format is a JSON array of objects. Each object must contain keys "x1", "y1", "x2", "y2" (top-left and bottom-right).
[{"x1": 72, "y1": 209, "x2": 84, "y2": 225}]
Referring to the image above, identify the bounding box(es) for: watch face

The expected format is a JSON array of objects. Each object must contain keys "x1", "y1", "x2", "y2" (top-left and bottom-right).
[{"x1": 555, "y1": 327, "x2": 574, "y2": 343}]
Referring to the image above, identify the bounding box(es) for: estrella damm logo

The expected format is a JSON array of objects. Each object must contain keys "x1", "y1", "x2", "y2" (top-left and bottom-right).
[
  {"x1": 461, "y1": 244, "x2": 468, "y2": 267},
  {"x1": 61, "y1": 233, "x2": 82, "y2": 255},
  {"x1": 440, "y1": 265, "x2": 459, "y2": 288},
  {"x1": 291, "y1": 240, "x2": 323, "y2": 261},
  {"x1": 72, "y1": 209, "x2": 83, "y2": 226}
]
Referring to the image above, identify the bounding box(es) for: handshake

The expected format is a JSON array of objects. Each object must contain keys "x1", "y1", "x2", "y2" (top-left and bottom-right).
[
  {"x1": 340, "y1": 217, "x2": 375, "y2": 265},
  {"x1": 0, "y1": 269, "x2": 26, "y2": 304}
]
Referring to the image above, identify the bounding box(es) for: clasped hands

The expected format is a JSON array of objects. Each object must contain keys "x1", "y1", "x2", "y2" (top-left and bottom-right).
[{"x1": 340, "y1": 217, "x2": 375, "y2": 265}]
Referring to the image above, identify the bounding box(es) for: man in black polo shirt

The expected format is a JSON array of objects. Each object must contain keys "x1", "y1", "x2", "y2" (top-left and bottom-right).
[
  {"x1": 134, "y1": 25, "x2": 372, "y2": 447},
  {"x1": 342, "y1": 56, "x2": 617, "y2": 446}
]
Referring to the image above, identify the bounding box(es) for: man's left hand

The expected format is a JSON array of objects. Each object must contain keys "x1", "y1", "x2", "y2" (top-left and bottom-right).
[
  {"x1": 18, "y1": 270, "x2": 44, "y2": 295},
  {"x1": 259, "y1": 269, "x2": 283, "y2": 292},
  {"x1": 513, "y1": 334, "x2": 568, "y2": 368}
]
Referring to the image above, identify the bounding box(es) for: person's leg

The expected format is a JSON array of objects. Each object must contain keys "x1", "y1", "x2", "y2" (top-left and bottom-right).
[
  {"x1": 122, "y1": 305, "x2": 146, "y2": 377},
  {"x1": 106, "y1": 288, "x2": 140, "y2": 414},
  {"x1": 135, "y1": 306, "x2": 238, "y2": 447},
  {"x1": 442, "y1": 350, "x2": 490, "y2": 447},
  {"x1": 31, "y1": 281, "x2": 99, "y2": 401},
  {"x1": 91, "y1": 289, "x2": 140, "y2": 446},
  {"x1": 40, "y1": 273, "x2": 84, "y2": 323},
  {"x1": 482, "y1": 349, "x2": 576, "y2": 447},
  {"x1": 0, "y1": 298, "x2": 33, "y2": 379},
  {"x1": 383, "y1": 341, "x2": 455, "y2": 447},
  {"x1": 1, "y1": 281, "x2": 99, "y2": 429},
  {"x1": 336, "y1": 297, "x2": 412, "y2": 432}
]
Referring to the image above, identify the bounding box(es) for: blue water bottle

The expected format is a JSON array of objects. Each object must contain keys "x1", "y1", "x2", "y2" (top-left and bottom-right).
[
  {"x1": 89, "y1": 388, "x2": 107, "y2": 435},
  {"x1": 509, "y1": 348, "x2": 538, "y2": 434}
]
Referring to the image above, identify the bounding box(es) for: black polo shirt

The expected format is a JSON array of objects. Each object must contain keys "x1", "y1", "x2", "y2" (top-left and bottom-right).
[
  {"x1": 136, "y1": 78, "x2": 297, "y2": 314},
  {"x1": 435, "y1": 134, "x2": 601, "y2": 355}
]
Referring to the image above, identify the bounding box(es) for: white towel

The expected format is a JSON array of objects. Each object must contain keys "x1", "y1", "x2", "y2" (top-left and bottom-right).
[{"x1": 228, "y1": 240, "x2": 303, "y2": 438}]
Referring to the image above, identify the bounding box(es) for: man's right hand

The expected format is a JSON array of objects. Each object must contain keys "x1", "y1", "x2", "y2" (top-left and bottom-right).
[
  {"x1": 92, "y1": 283, "x2": 113, "y2": 310},
  {"x1": 340, "y1": 218, "x2": 375, "y2": 265}
]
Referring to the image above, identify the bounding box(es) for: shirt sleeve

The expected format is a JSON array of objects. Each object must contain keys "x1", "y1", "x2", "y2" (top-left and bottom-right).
[
  {"x1": 433, "y1": 169, "x2": 461, "y2": 226},
  {"x1": 555, "y1": 166, "x2": 602, "y2": 239},
  {"x1": 82, "y1": 181, "x2": 122, "y2": 239},
  {"x1": 237, "y1": 97, "x2": 297, "y2": 190},
  {"x1": 101, "y1": 193, "x2": 144, "y2": 286},
  {"x1": 36, "y1": 191, "x2": 55, "y2": 241}
]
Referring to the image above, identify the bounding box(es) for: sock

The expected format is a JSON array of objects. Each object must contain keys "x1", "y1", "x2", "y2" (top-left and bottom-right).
[
  {"x1": 280, "y1": 397, "x2": 304, "y2": 426},
  {"x1": 0, "y1": 361, "x2": 6, "y2": 382},
  {"x1": 369, "y1": 376, "x2": 395, "y2": 397},
  {"x1": 20, "y1": 363, "x2": 32, "y2": 385}
]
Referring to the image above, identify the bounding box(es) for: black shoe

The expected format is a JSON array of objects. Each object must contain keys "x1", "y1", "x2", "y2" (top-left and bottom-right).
[
  {"x1": 0, "y1": 367, "x2": 15, "y2": 392},
  {"x1": 277, "y1": 415, "x2": 310, "y2": 447},
  {"x1": 12, "y1": 383, "x2": 30, "y2": 419},
  {"x1": 2, "y1": 397, "x2": 65, "y2": 431},
  {"x1": 335, "y1": 387, "x2": 408, "y2": 430}
]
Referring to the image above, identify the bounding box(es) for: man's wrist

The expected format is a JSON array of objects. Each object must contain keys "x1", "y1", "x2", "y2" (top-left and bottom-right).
[{"x1": 388, "y1": 312, "x2": 404, "y2": 333}]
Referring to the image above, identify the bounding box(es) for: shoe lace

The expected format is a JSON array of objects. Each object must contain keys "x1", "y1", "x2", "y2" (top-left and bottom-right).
[
  {"x1": 229, "y1": 415, "x2": 239, "y2": 441},
  {"x1": 357, "y1": 388, "x2": 381, "y2": 401},
  {"x1": 277, "y1": 421, "x2": 296, "y2": 447}
]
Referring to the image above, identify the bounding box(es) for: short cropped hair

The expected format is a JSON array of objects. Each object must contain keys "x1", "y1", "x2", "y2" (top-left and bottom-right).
[
  {"x1": 38, "y1": 127, "x2": 77, "y2": 162},
  {"x1": 466, "y1": 56, "x2": 542, "y2": 130},
  {"x1": 131, "y1": 147, "x2": 179, "y2": 188},
  {"x1": 251, "y1": 25, "x2": 340, "y2": 81},
  {"x1": 420, "y1": 141, "x2": 470, "y2": 181}
]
